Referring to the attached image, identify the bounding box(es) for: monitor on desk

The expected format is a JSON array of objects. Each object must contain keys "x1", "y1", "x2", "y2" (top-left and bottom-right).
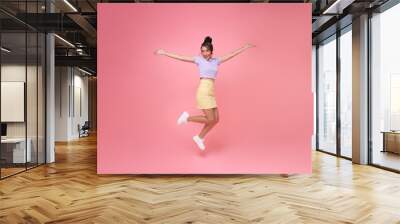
[{"x1": 1, "y1": 123, "x2": 7, "y2": 138}]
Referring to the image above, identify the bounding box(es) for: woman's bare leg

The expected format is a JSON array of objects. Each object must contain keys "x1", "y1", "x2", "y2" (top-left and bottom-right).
[
  {"x1": 198, "y1": 107, "x2": 219, "y2": 139},
  {"x1": 187, "y1": 107, "x2": 219, "y2": 124},
  {"x1": 213, "y1": 107, "x2": 219, "y2": 123},
  {"x1": 187, "y1": 115, "x2": 208, "y2": 124}
]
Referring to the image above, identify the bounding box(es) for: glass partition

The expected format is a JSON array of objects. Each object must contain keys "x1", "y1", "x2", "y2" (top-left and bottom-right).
[
  {"x1": 0, "y1": 1, "x2": 46, "y2": 179},
  {"x1": 27, "y1": 30, "x2": 38, "y2": 169},
  {"x1": 0, "y1": 31, "x2": 28, "y2": 177}
]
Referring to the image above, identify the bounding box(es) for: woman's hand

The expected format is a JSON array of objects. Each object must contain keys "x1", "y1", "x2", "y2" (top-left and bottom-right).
[
  {"x1": 244, "y1": 43, "x2": 255, "y2": 49},
  {"x1": 219, "y1": 44, "x2": 254, "y2": 64},
  {"x1": 154, "y1": 49, "x2": 166, "y2": 55}
]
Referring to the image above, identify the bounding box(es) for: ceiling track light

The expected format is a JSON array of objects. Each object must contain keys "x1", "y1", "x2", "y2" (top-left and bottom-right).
[
  {"x1": 322, "y1": 0, "x2": 344, "y2": 15},
  {"x1": 322, "y1": 0, "x2": 355, "y2": 15},
  {"x1": 78, "y1": 67, "x2": 93, "y2": 76},
  {"x1": 63, "y1": 0, "x2": 78, "y2": 12},
  {"x1": 54, "y1": 34, "x2": 75, "y2": 48},
  {"x1": 1, "y1": 47, "x2": 11, "y2": 53}
]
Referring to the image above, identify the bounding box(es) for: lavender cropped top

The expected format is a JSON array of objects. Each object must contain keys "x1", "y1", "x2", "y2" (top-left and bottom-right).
[{"x1": 193, "y1": 55, "x2": 221, "y2": 79}]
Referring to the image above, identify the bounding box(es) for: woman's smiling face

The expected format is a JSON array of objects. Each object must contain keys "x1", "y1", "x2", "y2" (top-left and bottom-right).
[{"x1": 201, "y1": 46, "x2": 212, "y2": 59}]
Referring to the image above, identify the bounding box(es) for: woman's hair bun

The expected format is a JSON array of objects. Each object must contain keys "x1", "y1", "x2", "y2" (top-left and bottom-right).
[{"x1": 204, "y1": 36, "x2": 212, "y2": 43}]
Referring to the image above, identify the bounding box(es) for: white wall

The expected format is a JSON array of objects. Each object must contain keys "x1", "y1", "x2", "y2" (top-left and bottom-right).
[
  {"x1": 1, "y1": 65, "x2": 41, "y2": 137},
  {"x1": 71, "y1": 72, "x2": 89, "y2": 138},
  {"x1": 55, "y1": 66, "x2": 70, "y2": 141},
  {"x1": 1, "y1": 65, "x2": 26, "y2": 139},
  {"x1": 55, "y1": 67, "x2": 89, "y2": 141}
]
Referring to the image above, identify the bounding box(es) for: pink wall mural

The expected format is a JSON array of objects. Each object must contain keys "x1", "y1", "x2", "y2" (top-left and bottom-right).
[{"x1": 97, "y1": 3, "x2": 313, "y2": 174}]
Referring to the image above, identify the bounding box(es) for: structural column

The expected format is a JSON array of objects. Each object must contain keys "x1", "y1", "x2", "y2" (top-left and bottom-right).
[
  {"x1": 352, "y1": 14, "x2": 369, "y2": 164},
  {"x1": 46, "y1": 0, "x2": 55, "y2": 163}
]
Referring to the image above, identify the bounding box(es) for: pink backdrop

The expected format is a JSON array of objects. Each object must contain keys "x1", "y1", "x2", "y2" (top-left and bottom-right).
[{"x1": 97, "y1": 3, "x2": 312, "y2": 174}]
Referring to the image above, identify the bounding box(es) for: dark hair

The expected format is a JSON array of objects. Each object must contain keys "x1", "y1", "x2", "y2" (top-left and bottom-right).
[{"x1": 201, "y1": 36, "x2": 213, "y2": 52}]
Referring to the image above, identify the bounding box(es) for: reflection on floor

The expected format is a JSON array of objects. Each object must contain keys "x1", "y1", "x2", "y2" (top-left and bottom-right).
[
  {"x1": 0, "y1": 167, "x2": 25, "y2": 177},
  {"x1": 340, "y1": 147, "x2": 352, "y2": 158},
  {"x1": 373, "y1": 150, "x2": 400, "y2": 170},
  {"x1": 0, "y1": 162, "x2": 44, "y2": 179},
  {"x1": 0, "y1": 133, "x2": 400, "y2": 223}
]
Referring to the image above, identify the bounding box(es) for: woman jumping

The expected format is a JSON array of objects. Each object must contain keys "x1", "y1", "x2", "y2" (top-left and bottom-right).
[{"x1": 155, "y1": 36, "x2": 255, "y2": 151}]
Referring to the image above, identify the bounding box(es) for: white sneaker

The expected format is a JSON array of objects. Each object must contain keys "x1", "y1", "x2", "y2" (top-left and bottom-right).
[
  {"x1": 177, "y1": 111, "x2": 189, "y2": 125},
  {"x1": 192, "y1": 135, "x2": 205, "y2": 151}
]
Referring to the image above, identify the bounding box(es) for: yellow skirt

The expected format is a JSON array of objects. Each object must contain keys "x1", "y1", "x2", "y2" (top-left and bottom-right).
[{"x1": 196, "y1": 78, "x2": 217, "y2": 109}]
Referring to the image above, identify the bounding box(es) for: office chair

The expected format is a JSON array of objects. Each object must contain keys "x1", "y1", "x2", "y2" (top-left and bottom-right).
[{"x1": 79, "y1": 121, "x2": 90, "y2": 138}]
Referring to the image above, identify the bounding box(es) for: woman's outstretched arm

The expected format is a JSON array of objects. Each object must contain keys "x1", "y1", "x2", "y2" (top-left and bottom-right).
[
  {"x1": 154, "y1": 49, "x2": 195, "y2": 63},
  {"x1": 218, "y1": 43, "x2": 255, "y2": 64}
]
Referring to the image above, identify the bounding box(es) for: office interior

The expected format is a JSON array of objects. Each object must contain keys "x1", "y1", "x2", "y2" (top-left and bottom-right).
[
  {"x1": 0, "y1": 0, "x2": 97, "y2": 179},
  {"x1": 314, "y1": 2, "x2": 400, "y2": 172},
  {"x1": 0, "y1": 0, "x2": 400, "y2": 222}
]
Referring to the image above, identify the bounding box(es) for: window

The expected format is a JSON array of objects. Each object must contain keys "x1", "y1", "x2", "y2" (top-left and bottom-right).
[
  {"x1": 370, "y1": 3, "x2": 400, "y2": 171},
  {"x1": 317, "y1": 35, "x2": 337, "y2": 154},
  {"x1": 339, "y1": 27, "x2": 352, "y2": 158}
]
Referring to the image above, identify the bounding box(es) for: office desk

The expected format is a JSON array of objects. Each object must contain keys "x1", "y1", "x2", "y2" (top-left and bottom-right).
[
  {"x1": 1, "y1": 138, "x2": 32, "y2": 163},
  {"x1": 381, "y1": 131, "x2": 400, "y2": 154}
]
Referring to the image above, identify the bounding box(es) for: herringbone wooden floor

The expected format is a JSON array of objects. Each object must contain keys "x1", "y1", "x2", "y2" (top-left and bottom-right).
[{"x1": 1, "y1": 133, "x2": 400, "y2": 224}]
